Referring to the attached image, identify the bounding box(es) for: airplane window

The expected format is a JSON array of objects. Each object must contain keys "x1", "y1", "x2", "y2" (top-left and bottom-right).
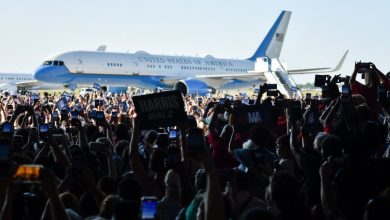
[
  {"x1": 53, "y1": 61, "x2": 59, "y2": 66},
  {"x1": 43, "y1": 61, "x2": 53, "y2": 65},
  {"x1": 59, "y1": 61, "x2": 64, "y2": 66}
]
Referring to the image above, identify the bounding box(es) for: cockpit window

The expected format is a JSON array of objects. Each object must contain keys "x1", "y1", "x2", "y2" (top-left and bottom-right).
[
  {"x1": 43, "y1": 61, "x2": 53, "y2": 65},
  {"x1": 43, "y1": 60, "x2": 65, "y2": 66}
]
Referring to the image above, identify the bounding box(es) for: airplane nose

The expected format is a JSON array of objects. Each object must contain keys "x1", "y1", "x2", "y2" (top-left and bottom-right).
[
  {"x1": 34, "y1": 65, "x2": 51, "y2": 81},
  {"x1": 34, "y1": 65, "x2": 68, "y2": 82}
]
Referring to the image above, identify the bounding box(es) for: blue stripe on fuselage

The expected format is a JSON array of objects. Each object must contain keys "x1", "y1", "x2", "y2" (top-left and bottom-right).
[{"x1": 34, "y1": 65, "x2": 170, "y2": 89}]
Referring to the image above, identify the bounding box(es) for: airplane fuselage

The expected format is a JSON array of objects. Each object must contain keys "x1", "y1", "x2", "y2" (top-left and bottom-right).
[{"x1": 34, "y1": 51, "x2": 256, "y2": 90}]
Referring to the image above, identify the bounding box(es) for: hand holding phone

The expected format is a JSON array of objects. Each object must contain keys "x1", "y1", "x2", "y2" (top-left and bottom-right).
[{"x1": 14, "y1": 164, "x2": 43, "y2": 184}]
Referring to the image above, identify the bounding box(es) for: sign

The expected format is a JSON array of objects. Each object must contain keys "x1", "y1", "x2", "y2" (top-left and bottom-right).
[
  {"x1": 232, "y1": 104, "x2": 274, "y2": 130},
  {"x1": 57, "y1": 97, "x2": 69, "y2": 111},
  {"x1": 290, "y1": 86, "x2": 298, "y2": 93},
  {"x1": 93, "y1": 83, "x2": 101, "y2": 91},
  {"x1": 132, "y1": 90, "x2": 186, "y2": 129}
]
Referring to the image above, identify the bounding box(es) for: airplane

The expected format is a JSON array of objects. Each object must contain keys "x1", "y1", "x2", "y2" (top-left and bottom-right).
[
  {"x1": 0, "y1": 72, "x2": 64, "y2": 94},
  {"x1": 34, "y1": 10, "x2": 347, "y2": 97}
]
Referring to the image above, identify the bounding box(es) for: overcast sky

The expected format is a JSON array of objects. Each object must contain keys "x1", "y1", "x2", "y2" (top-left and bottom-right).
[{"x1": 0, "y1": 0, "x2": 388, "y2": 83}]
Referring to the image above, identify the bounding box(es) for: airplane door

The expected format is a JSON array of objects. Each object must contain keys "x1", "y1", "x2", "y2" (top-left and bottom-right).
[
  {"x1": 75, "y1": 54, "x2": 84, "y2": 73},
  {"x1": 133, "y1": 60, "x2": 140, "y2": 75}
]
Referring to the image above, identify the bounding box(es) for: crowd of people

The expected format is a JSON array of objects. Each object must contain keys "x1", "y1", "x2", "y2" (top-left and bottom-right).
[{"x1": 1, "y1": 61, "x2": 390, "y2": 220}]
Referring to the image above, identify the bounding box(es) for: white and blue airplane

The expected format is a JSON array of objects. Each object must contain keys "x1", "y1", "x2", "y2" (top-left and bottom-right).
[
  {"x1": 34, "y1": 11, "x2": 347, "y2": 96},
  {"x1": 0, "y1": 72, "x2": 63, "y2": 93}
]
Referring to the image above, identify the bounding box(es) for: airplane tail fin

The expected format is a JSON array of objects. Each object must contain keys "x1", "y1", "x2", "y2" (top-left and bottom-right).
[{"x1": 247, "y1": 11, "x2": 291, "y2": 61}]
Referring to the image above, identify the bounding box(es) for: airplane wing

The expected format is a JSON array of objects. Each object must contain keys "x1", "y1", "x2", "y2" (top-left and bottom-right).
[
  {"x1": 288, "y1": 50, "x2": 348, "y2": 74},
  {"x1": 16, "y1": 80, "x2": 64, "y2": 90}
]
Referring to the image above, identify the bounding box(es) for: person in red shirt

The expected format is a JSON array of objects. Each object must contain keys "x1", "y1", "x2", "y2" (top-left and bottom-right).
[{"x1": 349, "y1": 62, "x2": 380, "y2": 111}]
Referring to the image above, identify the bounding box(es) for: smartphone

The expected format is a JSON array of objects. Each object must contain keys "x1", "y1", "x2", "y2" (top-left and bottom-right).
[
  {"x1": 95, "y1": 111, "x2": 104, "y2": 120},
  {"x1": 0, "y1": 138, "x2": 9, "y2": 159},
  {"x1": 290, "y1": 101, "x2": 302, "y2": 120},
  {"x1": 52, "y1": 134, "x2": 63, "y2": 143},
  {"x1": 141, "y1": 196, "x2": 158, "y2": 219},
  {"x1": 378, "y1": 85, "x2": 386, "y2": 100},
  {"x1": 342, "y1": 85, "x2": 350, "y2": 96},
  {"x1": 266, "y1": 84, "x2": 277, "y2": 90},
  {"x1": 187, "y1": 128, "x2": 205, "y2": 157},
  {"x1": 94, "y1": 100, "x2": 100, "y2": 107},
  {"x1": 90, "y1": 142, "x2": 106, "y2": 154},
  {"x1": 253, "y1": 88, "x2": 260, "y2": 94},
  {"x1": 88, "y1": 110, "x2": 97, "y2": 119},
  {"x1": 225, "y1": 95, "x2": 233, "y2": 101},
  {"x1": 71, "y1": 111, "x2": 78, "y2": 120},
  {"x1": 39, "y1": 124, "x2": 49, "y2": 137},
  {"x1": 111, "y1": 111, "x2": 118, "y2": 118},
  {"x1": 52, "y1": 111, "x2": 59, "y2": 120},
  {"x1": 313, "y1": 95, "x2": 319, "y2": 100},
  {"x1": 60, "y1": 109, "x2": 68, "y2": 120},
  {"x1": 267, "y1": 90, "x2": 278, "y2": 97},
  {"x1": 169, "y1": 130, "x2": 177, "y2": 139},
  {"x1": 219, "y1": 98, "x2": 225, "y2": 105},
  {"x1": 306, "y1": 93, "x2": 312, "y2": 100},
  {"x1": 14, "y1": 164, "x2": 43, "y2": 184},
  {"x1": 2, "y1": 122, "x2": 13, "y2": 134},
  {"x1": 70, "y1": 111, "x2": 79, "y2": 126}
]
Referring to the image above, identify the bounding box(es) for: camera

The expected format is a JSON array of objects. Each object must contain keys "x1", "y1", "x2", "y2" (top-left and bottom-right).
[{"x1": 314, "y1": 75, "x2": 330, "y2": 87}]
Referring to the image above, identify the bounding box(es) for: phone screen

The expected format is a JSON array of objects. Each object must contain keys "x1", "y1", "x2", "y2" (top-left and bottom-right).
[
  {"x1": 39, "y1": 124, "x2": 48, "y2": 133},
  {"x1": 96, "y1": 111, "x2": 104, "y2": 119},
  {"x1": 267, "y1": 84, "x2": 277, "y2": 90},
  {"x1": 169, "y1": 130, "x2": 177, "y2": 139},
  {"x1": 52, "y1": 111, "x2": 59, "y2": 118},
  {"x1": 3, "y1": 122, "x2": 13, "y2": 133},
  {"x1": 342, "y1": 85, "x2": 350, "y2": 95},
  {"x1": 141, "y1": 198, "x2": 157, "y2": 219},
  {"x1": 0, "y1": 139, "x2": 9, "y2": 159},
  {"x1": 112, "y1": 111, "x2": 118, "y2": 117},
  {"x1": 14, "y1": 165, "x2": 42, "y2": 183},
  {"x1": 71, "y1": 111, "x2": 78, "y2": 119}
]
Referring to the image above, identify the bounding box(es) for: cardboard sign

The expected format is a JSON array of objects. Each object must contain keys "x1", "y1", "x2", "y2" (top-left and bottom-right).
[
  {"x1": 232, "y1": 104, "x2": 274, "y2": 130},
  {"x1": 132, "y1": 90, "x2": 186, "y2": 129}
]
